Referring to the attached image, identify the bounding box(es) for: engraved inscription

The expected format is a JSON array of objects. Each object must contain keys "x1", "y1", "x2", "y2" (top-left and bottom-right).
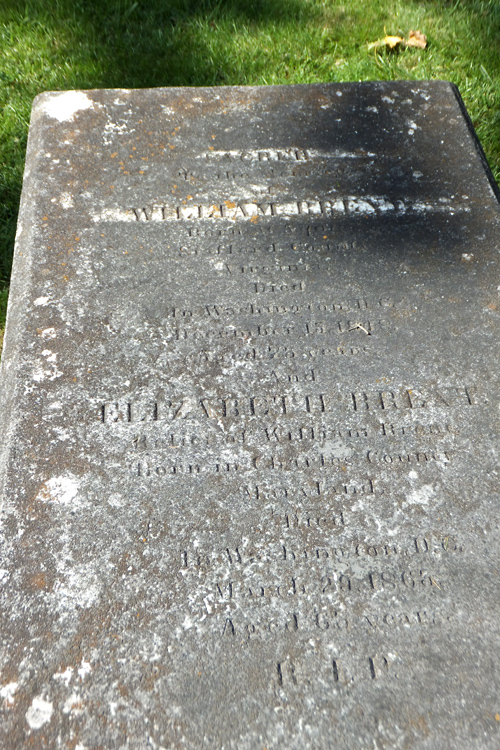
[
  {"x1": 100, "y1": 385, "x2": 477, "y2": 423},
  {"x1": 94, "y1": 195, "x2": 472, "y2": 223},
  {"x1": 180, "y1": 534, "x2": 462, "y2": 570}
]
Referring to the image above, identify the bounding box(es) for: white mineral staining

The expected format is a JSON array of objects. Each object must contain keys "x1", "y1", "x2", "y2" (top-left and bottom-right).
[
  {"x1": 0, "y1": 569, "x2": 9, "y2": 584},
  {"x1": 53, "y1": 667, "x2": 73, "y2": 687},
  {"x1": 59, "y1": 193, "x2": 74, "y2": 209},
  {"x1": 42, "y1": 91, "x2": 93, "y2": 122},
  {"x1": 34, "y1": 296, "x2": 49, "y2": 306},
  {"x1": 62, "y1": 694, "x2": 82, "y2": 715},
  {"x1": 41, "y1": 349, "x2": 57, "y2": 362},
  {"x1": 103, "y1": 121, "x2": 130, "y2": 145},
  {"x1": 462, "y1": 253, "x2": 474, "y2": 261},
  {"x1": 40, "y1": 328, "x2": 56, "y2": 340},
  {"x1": 92, "y1": 207, "x2": 134, "y2": 222},
  {"x1": 33, "y1": 350, "x2": 63, "y2": 381},
  {"x1": 107, "y1": 494, "x2": 124, "y2": 508},
  {"x1": 50, "y1": 427, "x2": 71, "y2": 442},
  {"x1": 53, "y1": 568, "x2": 100, "y2": 613},
  {"x1": 104, "y1": 122, "x2": 128, "y2": 134},
  {"x1": 0, "y1": 682, "x2": 17, "y2": 705},
  {"x1": 321, "y1": 439, "x2": 352, "y2": 460},
  {"x1": 32, "y1": 365, "x2": 46, "y2": 382},
  {"x1": 36, "y1": 475, "x2": 79, "y2": 505},
  {"x1": 26, "y1": 697, "x2": 53, "y2": 730},
  {"x1": 406, "y1": 483, "x2": 435, "y2": 506},
  {"x1": 78, "y1": 660, "x2": 92, "y2": 681},
  {"x1": 47, "y1": 521, "x2": 102, "y2": 620}
]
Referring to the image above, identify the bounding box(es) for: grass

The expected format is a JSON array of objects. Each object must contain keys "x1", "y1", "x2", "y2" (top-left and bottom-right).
[{"x1": 0, "y1": 0, "x2": 499, "y2": 338}]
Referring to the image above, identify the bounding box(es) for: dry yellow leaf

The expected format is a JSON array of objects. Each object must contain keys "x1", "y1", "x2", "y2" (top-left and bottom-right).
[
  {"x1": 367, "y1": 35, "x2": 403, "y2": 51},
  {"x1": 406, "y1": 30, "x2": 427, "y2": 49},
  {"x1": 385, "y1": 35, "x2": 404, "y2": 49},
  {"x1": 367, "y1": 30, "x2": 427, "y2": 52}
]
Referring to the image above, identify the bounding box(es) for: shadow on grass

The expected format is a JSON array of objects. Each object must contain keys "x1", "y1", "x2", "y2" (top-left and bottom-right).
[{"x1": 1, "y1": 0, "x2": 324, "y2": 90}]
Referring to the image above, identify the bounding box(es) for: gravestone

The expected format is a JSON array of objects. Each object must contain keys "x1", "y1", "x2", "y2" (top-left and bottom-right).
[{"x1": 1, "y1": 81, "x2": 500, "y2": 748}]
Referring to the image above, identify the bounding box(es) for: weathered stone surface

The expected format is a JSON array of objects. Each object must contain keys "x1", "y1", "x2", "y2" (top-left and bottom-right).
[{"x1": 1, "y1": 81, "x2": 500, "y2": 748}]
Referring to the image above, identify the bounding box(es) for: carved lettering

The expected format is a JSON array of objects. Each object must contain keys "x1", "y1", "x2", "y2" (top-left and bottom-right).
[
  {"x1": 367, "y1": 449, "x2": 452, "y2": 465},
  {"x1": 122, "y1": 196, "x2": 471, "y2": 223},
  {"x1": 350, "y1": 386, "x2": 476, "y2": 412},
  {"x1": 180, "y1": 535, "x2": 462, "y2": 571}
]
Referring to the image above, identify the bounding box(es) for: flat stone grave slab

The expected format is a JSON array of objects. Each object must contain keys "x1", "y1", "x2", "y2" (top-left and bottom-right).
[{"x1": 1, "y1": 81, "x2": 500, "y2": 749}]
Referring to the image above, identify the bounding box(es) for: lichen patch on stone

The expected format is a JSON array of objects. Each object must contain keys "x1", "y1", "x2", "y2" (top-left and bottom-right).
[
  {"x1": 36, "y1": 475, "x2": 79, "y2": 505},
  {"x1": 42, "y1": 91, "x2": 93, "y2": 122},
  {"x1": 26, "y1": 697, "x2": 53, "y2": 730}
]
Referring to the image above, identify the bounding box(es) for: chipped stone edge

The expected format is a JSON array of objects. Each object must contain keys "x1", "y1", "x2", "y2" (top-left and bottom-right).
[{"x1": 0, "y1": 94, "x2": 52, "y2": 510}]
